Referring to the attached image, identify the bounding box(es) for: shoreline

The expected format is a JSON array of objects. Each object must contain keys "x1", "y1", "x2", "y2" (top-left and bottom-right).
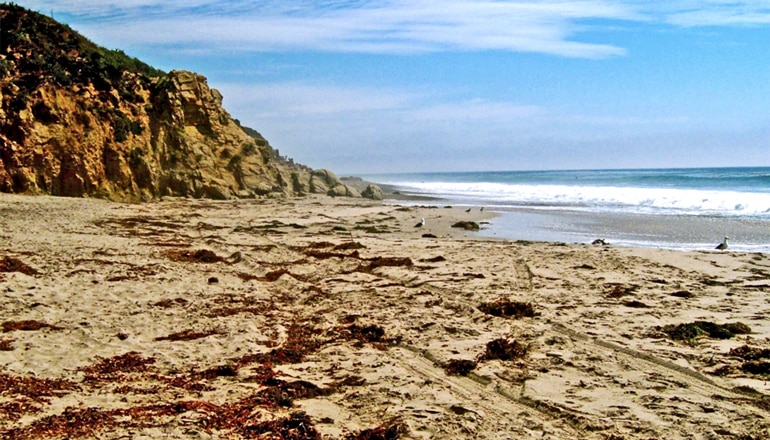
[{"x1": 1, "y1": 193, "x2": 769, "y2": 439}]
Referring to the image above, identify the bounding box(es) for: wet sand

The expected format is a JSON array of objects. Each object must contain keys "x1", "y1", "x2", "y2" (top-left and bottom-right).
[{"x1": 1, "y1": 193, "x2": 769, "y2": 439}]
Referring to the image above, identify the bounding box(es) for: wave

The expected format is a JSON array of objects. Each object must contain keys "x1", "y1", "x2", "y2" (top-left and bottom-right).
[{"x1": 387, "y1": 181, "x2": 770, "y2": 218}]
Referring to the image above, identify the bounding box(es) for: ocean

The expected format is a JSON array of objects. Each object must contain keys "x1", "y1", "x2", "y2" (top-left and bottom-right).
[{"x1": 363, "y1": 167, "x2": 770, "y2": 252}]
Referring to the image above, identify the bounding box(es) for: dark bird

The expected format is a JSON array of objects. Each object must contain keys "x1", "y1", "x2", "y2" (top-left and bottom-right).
[
  {"x1": 465, "y1": 208, "x2": 471, "y2": 212},
  {"x1": 480, "y1": 207, "x2": 484, "y2": 212},
  {"x1": 414, "y1": 218, "x2": 425, "y2": 228},
  {"x1": 715, "y1": 236, "x2": 729, "y2": 250}
]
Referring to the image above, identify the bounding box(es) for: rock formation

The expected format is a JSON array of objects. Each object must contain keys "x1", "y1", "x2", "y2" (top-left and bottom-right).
[{"x1": 0, "y1": 4, "x2": 374, "y2": 201}]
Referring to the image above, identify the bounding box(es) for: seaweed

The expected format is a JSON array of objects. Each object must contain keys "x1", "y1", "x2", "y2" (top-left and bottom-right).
[
  {"x1": 346, "y1": 420, "x2": 407, "y2": 440},
  {"x1": 445, "y1": 359, "x2": 478, "y2": 376},
  {"x1": 166, "y1": 248, "x2": 223, "y2": 263},
  {"x1": 2, "y1": 320, "x2": 63, "y2": 332},
  {"x1": 0, "y1": 338, "x2": 15, "y2": 351},
  {"x1": 365, "y1": 257, "x2": 413, "y2": 271},
  {"x1": 730, "y1": 345, "x2": 770, "y2": 361},
  {"x1": 334, "y1": 242, "x2": 367, "y2": 251},
  {"x1": 480, "y1": 338, "x2": 527, "y2": 361},
  {"x1": 659, "y1": 321, "x2": 751, "y2": 341},
  {"x1": 478, "y1": 299, "x2": 536, "y2": 319},
  {"x1": 0, "y1": 373, "x2": 78, "y2": 402},
  {"x1": 154, "y1": 329, "x2": 219, "y2": 341},
  {"x1": 0, "y1": 256, "x2": 39, "y2": 275},
  {"x1": 242, "y1": 412, "x2": 320, "y2": 439},
  {"x1": 742, "y1": 361, "x2": 770, "y2": 376},
  {"x1": 80, "y1": 352, "x2": 156, "y2": 382},
  {"x1": 671, "y1": 290, "x2": 694, "y2": 298}
]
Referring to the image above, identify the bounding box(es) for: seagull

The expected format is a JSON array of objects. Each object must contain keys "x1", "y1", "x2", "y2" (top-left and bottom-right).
[
  {"x1": 465, "y1": 208, "x2": 471, "y2": 213},
  {"x1": 715, "y1": 236, "x2": 729, "y2": 250},
  {"x1": 414, "y1": 218, "x2": 425, "y2": 228}
]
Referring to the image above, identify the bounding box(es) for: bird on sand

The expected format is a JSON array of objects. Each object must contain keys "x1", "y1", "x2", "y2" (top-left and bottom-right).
[
  {"x1": 715, "y1": 236, "x2": 729, "y2": 250},
  {"x1": 465, "y1": 208, "x2": 471, "y2": 213},
  {"x1": 414, "y1": 218, "x2": 425, "y2": 228}
]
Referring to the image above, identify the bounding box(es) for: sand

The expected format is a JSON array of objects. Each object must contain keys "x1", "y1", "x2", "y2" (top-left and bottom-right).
[{"x1": 1, "y1": 193, "x2": 769, "y2": 439}]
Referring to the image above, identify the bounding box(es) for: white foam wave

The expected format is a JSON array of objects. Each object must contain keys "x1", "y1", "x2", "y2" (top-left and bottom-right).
[{"x1": 391, "y1": 181, "x2": 770, "y2": 217}]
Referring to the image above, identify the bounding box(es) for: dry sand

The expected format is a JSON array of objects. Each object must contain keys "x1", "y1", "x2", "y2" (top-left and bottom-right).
[{"x1": 1, "y1": 193, "x2": 769, "y2": 439}]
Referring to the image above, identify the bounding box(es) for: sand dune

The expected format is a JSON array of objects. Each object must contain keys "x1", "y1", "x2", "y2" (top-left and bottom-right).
[{"x1": 1, "y1": 193, "x2": 769, "y2": 439}]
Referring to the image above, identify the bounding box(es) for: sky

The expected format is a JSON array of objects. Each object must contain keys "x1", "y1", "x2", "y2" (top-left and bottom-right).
[{"x1": 14, "y1": 1, "x2": 770, "y2": 174}]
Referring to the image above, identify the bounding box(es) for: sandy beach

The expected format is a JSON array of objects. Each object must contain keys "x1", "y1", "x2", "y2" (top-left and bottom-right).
[{"x1": 1, "y1": 193, "x2": 769, "y2": 439}]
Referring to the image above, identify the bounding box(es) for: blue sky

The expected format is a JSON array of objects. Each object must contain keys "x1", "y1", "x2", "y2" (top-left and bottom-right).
[{"x1": 17, "y1": 1, "x2": 770, "y2": 174}]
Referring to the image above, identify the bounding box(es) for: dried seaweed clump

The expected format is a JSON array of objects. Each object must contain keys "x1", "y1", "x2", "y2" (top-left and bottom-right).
[
  {"x1": 0, "y1": 373, "x2": 77, "y2": 401},
  {"x1": 81, "y1": 352, "x2": 156, "y2": 378},
  {"x1": 659, "y1": 321, "x2": 751, "y2": 341},
  {"x1": 346, "y1": 420, "x2": 407, "y2": 440},
  {"x1": 0, "y1": 256, "x2": 39, "y2": 275},
  {"x1": 0, "y1": 338, "x2": 15, "y2": 351},
  {"x1": 2, "y1": 320, "x2": 63, "y2": 332},
  {"x1": 445, "y1": 359, "x2": 478, "y2": 376},
  {"x1": 364, "y1": 256, "x2": 413, "y2": 271},
  {"x1": 730, "y1": 345, "x2": 770, "y2": 361},
  {"x1": 166, "y1": 249, "x2": 222, "y2": 263},
  {"x1": 729, "y1": 345, "x2": 770, "y2": 377},
  {"x1": 155, "y1": 329, "x2": 220, "y2": 341},
  {"x1": 340, "y1": 324, "x2": 401, "y2": 347},
  {"x1": 243, "y1": 411, "x2": 320, "y2": 439},
  {"x1": 480, "y1": 338, "x2": 527, "y2": 361},
  {"x1": 478, "y1": 299, "x2": 536, "y2": 319}
]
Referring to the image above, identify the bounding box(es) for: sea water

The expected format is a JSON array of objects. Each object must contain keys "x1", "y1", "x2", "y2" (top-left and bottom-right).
[{"x1": 363, "y1": 167, "x2": 770, "y2": 252}]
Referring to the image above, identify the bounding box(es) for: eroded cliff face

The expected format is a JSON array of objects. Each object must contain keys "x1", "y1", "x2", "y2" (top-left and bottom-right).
[{"x1": 0, "y1": 5, "x2": 363, "y2": 201}]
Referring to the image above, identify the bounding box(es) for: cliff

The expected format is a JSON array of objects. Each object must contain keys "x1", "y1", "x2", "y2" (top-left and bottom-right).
[{"x1": 0, "y1": 4, "x2": 371, "y2": 201}]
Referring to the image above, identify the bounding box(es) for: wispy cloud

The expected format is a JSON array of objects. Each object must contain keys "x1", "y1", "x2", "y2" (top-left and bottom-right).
[
  {"x1": 23, "y1": 0, "x2": 633, "y2": 58},
  {"x1": 20, "y1": 1, "x2": 770, "y2": 58}
]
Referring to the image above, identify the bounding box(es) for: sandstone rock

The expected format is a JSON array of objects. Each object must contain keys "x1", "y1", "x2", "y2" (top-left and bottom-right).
[{"x1": 362, "y1": 184, "x2": 384, "y2": 200}]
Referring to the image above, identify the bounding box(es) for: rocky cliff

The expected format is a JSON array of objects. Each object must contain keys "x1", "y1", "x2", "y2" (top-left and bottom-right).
[{"x1": 0, "y1": 4, "x2": 372, "y2": 201}]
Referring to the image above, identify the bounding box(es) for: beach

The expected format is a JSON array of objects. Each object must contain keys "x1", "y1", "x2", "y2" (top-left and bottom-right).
[{"x1": 1, "y1": 193, "x2": 769, "y2": 439}]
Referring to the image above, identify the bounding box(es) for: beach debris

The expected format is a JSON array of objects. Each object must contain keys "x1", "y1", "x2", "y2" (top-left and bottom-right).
[
  {"x1": 364, "y1": 256, "x2": 414, "y2": 271},
  {"x1": 592, "y1": 238, "x2": 608, "y2": 246},
  {"x1": 153, "y1": 297, "x2": 188, "y2": 308},
  {"x1": 154, "y1": 328, "x2": 220, "y2": 341},
  {"x1": 480, "y1": 338, "x2": 527, "y2": 361},
  {"x1": 334, "y1": 241, "x2": 367, "y2": 250},
  {"x1": 2, "y1": 320, "x2": 63, "y2": 332},
  {"x1": 478, "y1": 299, "x2": 536, "y2": 319},
  {"x1": 658, "y1": 321, "x2": 751, "y2": 341},
  {"x1": 208, "y1": 276, "x2": 219, "y2": 284},
  {"x1": 166, "y1": 248, "x2": 223, "y2": 263},
  {"x1": 421, "y1": 255, "x2": 446, "y2": 263},
  {"x1": 243, "y1": 411, "x2": 321, "y2": 439},
  {"x1": 606, "y1": 284, "x2": 638, "y2": 298},
  {"x1": 0, "y1": 338, "x2": 15, "y2": 351},
  {"x1": 0, "y1": 372, "x2": 78, "y2": 401},
  {"x1": 80, "y1": 352, "x2": 157, "y2": 379},
  {"x1": 730, "y1": 345, "x2": 770, "y2": 361},
  {"x1": 445, "y1": 359, "x2": 478, "y2": 376},
  {"x1": 0, "y1": 256, "x2": 39, "y2": 275},
  {"x1": 346, "y1": 420, "x2": 407, "y2": 440},
  {"x1": 422, "y1": 233, "x2": 438, "y2": 238},
  {"x1": 671, "y1": 290, "x2": 694, "y2": 299},
  {"x1": 451, "y1": 221, "x2": 480, "y2": 231},
  {"x1": 742, "y1": 362, "x2": 770, "y2": 375},
  {"x1": 623, "y1": 300, "x2": 649, "y2": 308}
]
